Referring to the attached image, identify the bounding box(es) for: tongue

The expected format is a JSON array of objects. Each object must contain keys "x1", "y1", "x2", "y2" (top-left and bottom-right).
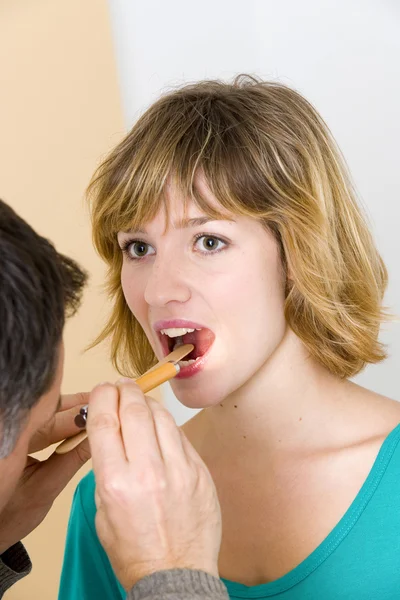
[{"x1": 181, "y1": 329, "x2": 214, "y2": 359}]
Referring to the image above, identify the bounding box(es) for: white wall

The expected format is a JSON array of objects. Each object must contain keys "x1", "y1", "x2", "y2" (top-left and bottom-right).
[{"x1": 107, "y1": 0, "x2": 400, "y2": 424}]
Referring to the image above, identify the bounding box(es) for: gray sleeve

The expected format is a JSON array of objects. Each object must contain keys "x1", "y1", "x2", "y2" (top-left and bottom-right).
[
  {"x1": 127, "y1": 569, "x2": 229, "y2": 600},
  {"x1": 0, "y1": 542, "x2": 32, "y2": 597}
]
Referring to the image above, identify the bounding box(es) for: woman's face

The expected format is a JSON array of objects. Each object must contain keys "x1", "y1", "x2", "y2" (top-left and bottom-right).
[{"x1": 117, "y1": 180, "x2": 287, "y2": 408}]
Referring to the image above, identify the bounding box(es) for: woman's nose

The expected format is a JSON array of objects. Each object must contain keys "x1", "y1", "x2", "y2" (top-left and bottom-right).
[{"x1": 144, "y1": 256, "x2": 191, "y2": 307}]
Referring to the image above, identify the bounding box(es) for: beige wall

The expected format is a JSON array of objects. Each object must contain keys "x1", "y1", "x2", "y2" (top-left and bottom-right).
[{"x1": 0, "y1": 1, "x2": 123, "y2": 597}]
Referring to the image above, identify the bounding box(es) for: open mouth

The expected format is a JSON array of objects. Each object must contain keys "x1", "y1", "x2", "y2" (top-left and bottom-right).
[{"x1": 157, "y1": 325, "x2": 215, "y2": 368}]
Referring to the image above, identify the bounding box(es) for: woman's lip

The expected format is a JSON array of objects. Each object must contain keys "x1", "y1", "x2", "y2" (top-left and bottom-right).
[
  {"x1": 153, "y1": 319, "x2": 208, "y2": 332},
  {"x1": 175, "y1": 348, "x2": 210, "y2": 379},
  {"x1": 153, "y1": 321, "x2": 215, "y2": 367},
  {"x1": 153, "y1": 319, "x2": 214, "y2": 360}
]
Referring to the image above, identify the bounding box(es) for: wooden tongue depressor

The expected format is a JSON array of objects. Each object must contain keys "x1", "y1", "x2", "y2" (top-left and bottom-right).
[
  {"x1": 55, "y1": 344, "x2": 194, "y2": 455},
  {"x1": 144, "y1": 343, "x2": 196, "y2": 373}
]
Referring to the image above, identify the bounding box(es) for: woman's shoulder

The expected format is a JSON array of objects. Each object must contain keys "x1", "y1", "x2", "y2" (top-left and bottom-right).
[
  {"x1": 346, "y1": 382, "x2": 400, "y2": 441},
  {"x1": 331, "y1": 383, "x2": 400, "y2": 482}
]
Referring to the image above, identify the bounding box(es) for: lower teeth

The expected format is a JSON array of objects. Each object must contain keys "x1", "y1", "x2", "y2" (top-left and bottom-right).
[{"x1": 178, "y1": 358, "x2": 199, "y2": 366}]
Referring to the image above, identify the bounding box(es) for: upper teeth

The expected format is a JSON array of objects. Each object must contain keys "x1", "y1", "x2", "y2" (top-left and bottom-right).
[{"x1": 160, "y1": 327, "x2": 199, "y2": 337}]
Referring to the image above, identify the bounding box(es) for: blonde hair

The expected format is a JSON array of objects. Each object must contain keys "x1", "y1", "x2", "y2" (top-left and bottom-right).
[{"x1": 88, "y1": 75, "x2": 388, "y2": 378}]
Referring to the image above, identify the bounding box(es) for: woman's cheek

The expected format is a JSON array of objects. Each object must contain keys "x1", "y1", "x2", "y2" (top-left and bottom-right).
[{"x1": 121, "y1": 266, "x2": 145, "y2": 315}]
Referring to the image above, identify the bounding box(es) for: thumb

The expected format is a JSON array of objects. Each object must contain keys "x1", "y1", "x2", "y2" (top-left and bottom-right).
[{"x1": 32, "y1": 438, "x2": 91, "y2": 503}]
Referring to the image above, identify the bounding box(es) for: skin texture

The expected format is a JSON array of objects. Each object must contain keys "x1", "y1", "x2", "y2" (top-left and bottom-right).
[
  {"x1": 117, "y1": 177, "x2": 288, "y2": 409},
  {"x1": 0, "y1": 343, "x2": 91, "y2": 554},
  {"x1": 87, "y1": 380, "x2": 222, "y2": 591},
  {"x1": 116, "y1": 179, "x2": 400, "y2": 586}
]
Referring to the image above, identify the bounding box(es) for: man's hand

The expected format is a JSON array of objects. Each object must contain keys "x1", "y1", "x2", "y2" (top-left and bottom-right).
[
  {"x1": 87, "y1": 381, "x2": 222, "y2": 591},
  {"x1": 0, "y1": 393, "x2": 91, "y2": 554},
  {"x1": 28, "y1": 392, "x2": 89, "y2": 454}
]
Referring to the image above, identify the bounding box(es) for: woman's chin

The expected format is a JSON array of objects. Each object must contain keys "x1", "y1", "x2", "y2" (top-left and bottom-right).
[{"x1": 171, "y1": 386, "x2": 226, "y2": 410}]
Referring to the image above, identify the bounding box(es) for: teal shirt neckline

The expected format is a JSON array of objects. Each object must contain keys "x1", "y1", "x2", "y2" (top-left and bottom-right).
[
  {"x1": 221, "y1": 422, "x2": 400, "y2": 598},
  {"x1": 59, "y1": 422, "x2": 400, "y2": 600}
]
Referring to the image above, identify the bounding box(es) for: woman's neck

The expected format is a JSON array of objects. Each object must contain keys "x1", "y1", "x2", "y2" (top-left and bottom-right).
[{"x1": 201, "y1": 329, "x2": 350, "y2": 455}]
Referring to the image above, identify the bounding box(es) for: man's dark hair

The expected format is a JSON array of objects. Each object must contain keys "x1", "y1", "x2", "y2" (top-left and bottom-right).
[{"x1": 0, "y1": 199, "x2": 88, "y2": 457}]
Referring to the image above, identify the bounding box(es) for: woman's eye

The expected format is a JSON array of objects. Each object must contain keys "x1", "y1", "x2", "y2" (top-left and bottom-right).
[
  {"x1": 123, "y1": 241, "x2": 155, "y2": 259},
  {"x1": 194, "y1": 235, "x2": 227, "y2": 254}
]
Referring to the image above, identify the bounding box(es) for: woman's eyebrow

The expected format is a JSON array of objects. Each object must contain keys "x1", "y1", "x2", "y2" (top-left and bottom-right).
[
  {"x1": 176, "y1": 217, "x2": 232, "y2": 228},
  {"x1": 122, "y1": 216, "x2": 234, "y2": 235}
]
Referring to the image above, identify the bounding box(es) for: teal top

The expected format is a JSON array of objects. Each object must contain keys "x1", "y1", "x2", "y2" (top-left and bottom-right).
[{"x1": 59, "y1": 423, "x2": 400, "y2": 600}]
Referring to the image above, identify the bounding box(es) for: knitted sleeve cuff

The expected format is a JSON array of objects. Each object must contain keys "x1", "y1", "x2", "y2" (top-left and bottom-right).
[
  {"x1": 128, "y1": 568, "x2": 229, "y2": 600},
  {"x1": 0, "y1": 542, "x2": 32, "y2": 595}
]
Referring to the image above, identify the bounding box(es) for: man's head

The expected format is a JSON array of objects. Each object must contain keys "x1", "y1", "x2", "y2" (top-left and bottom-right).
[{"x1": 0, "y1": 199, "x2": 87, "y2": 458}]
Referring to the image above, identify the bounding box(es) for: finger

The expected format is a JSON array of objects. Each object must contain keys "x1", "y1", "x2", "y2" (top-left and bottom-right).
[
  {"x1": 118, "y1": 382, "x2": 162, "y2": 466},
  {"x1": 29, "y1": 405, "x2": 87, "y2": 453},
  {"x1": 59, "y1": 392, "x2": 90, "y2": 412},
  {"x1": 26, "y1": 438, "x2": 91, "y2": 503},
  {"x1": 48, "y1": 405, "x2": 87, "y2": 442},
  {"x1": 146, "y1": 397, "x2": 188, "y2": 468},
  {"x1": 87, "y1": 383, "x2": 126, "y2": 480}
]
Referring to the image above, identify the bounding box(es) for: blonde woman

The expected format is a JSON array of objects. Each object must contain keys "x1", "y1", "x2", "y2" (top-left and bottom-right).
[{"x1": 59, "y1": 76, "x2": 400, "y2": 600}]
